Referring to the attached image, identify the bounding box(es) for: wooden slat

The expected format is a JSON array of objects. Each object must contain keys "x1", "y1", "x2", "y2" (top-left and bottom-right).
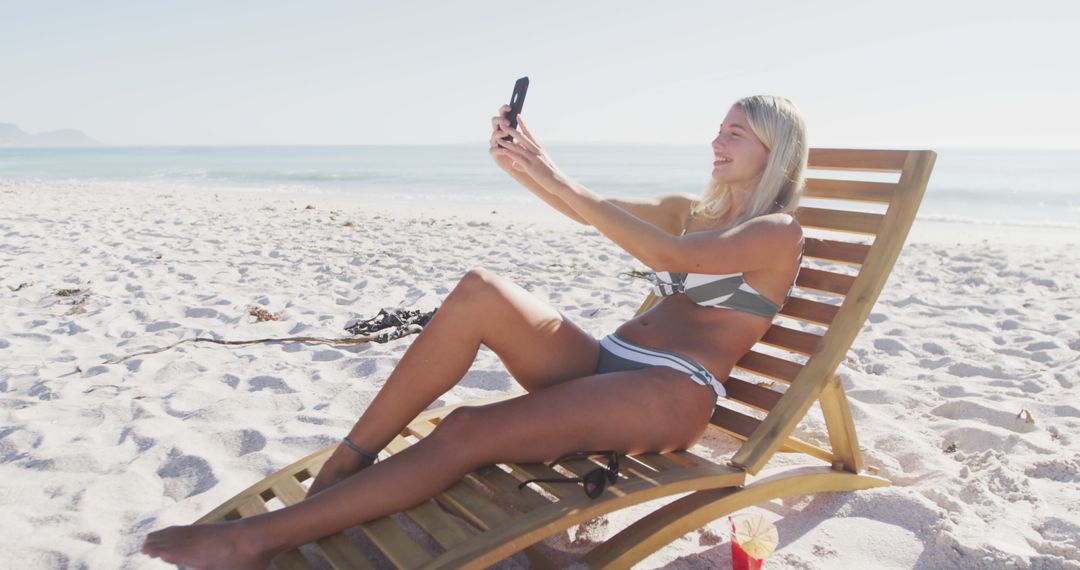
[
  {"x1": 710, "y1": 407, "x2": 834, "y2": 464},
  {"x1": 619, "y1": 454, "x2": 668, "y2": 478},
  {"x1": 437, "y1": 480, "x2": 513, "y2": 531},
  {"x1": 384, "y1": 434, "x2": 415, "y2": 455},
  {"x1": 557, "y1": 455, "x2": 648, "y2": 492},
  {"x1": 779, "y1": 296, "x2": 839, "y2": 325},
  {"x1": 423, "y1": 463, "x2": 746, "y2": 569},
  {"x1": 759, "y1": 324, "x2": 822, "y2": 355},
  {"x1": 796, "y1": 267, "x2": 855, "y2": 296},
  {"x1": 271, "y1": 478, "x2": 376, "y2": 570},
  {"x1": 469, "y1": 464, "x2": 552, "y2": 512},
  {"x1": 630, "y1": 452, "x2": 685, "y2": 472},
  {"x1": 401, "y1": 500, "x2": 473, "y2": 551},
  {"x1": 803, "y1": 237, "x2": 870, "y2": 265},
  {"x1": 195, "y1": 445, "x2": 338, "y2": 525},
  {"x1": 807, "y1": 148, "x2": 908, "y2": 172},
  {"x1": 732, "y1": 150, "x2": 937, "y2": 474},
  {"x1": 668, "y1": 451, "x2": 711, "y2": 468},
  {"x1": 236, "y1": 498, "x2": 314, "y2": 570},
  {"x1": 734, "y1": 351, "x2": 803, "y2": 384},
  {"x1": 357, "y1": 516, "x2": 434, "y2": 569},
  {"x1": 723, "y1": 377, "x2": 783, "y2": 412},
  {"x1": 445, "y1": 467, "x2": 562, "y2": 569},
  {"x1": 804, "y1": 177, "x2": 897, "y2": 203},
  {"x1": 709, "y1": 406, "x2": 759, "y2": 440},
  {"x1": 795, "y1": 207, "x2": 884, "y2": 235},
  {"x1": 406, "y1": 419, "x2": 436, "y2": 439}
]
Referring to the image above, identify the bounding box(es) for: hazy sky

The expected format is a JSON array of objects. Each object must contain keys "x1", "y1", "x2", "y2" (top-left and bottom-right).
[{"x1": 2, "y1": 0, "x2": 1076, "y2": 148}]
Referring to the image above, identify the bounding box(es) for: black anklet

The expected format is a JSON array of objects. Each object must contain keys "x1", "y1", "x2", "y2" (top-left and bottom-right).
[{"x1": 341, "y1": 437, "x2": 379, "y2": 461}]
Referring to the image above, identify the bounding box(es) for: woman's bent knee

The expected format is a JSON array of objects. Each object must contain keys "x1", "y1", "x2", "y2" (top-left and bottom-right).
[{"x1": 449, "y1": 268, "x2": 500, "y2": 305}]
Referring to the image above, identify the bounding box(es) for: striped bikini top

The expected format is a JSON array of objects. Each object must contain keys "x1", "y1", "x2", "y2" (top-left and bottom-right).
[{"x1": 622, "y1": 211, "x2": 801, "y2": 319}]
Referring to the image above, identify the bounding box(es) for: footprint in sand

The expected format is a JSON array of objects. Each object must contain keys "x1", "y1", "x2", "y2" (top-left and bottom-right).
[
  {"x1": 119, "y1": 426, "x2": 155, "y2": 453},
  {"x1": 947, "y1": 362, "x2": 1010, "y2": 379},
  {"x1": 1053, "y1": 405, "x2": 1080, "y2": 418},
  {"x1": 248, "y1": 375, "x2": 297, "y2": 394},
  {"x1": 873, "y1": 337, "x2": 909, "y2": 356},
  {"x1": 13, "y1": 332, "x2": 50, "y2": 343},
  {"x1": 1031, "y1": 517, "x2": 1080, "y2": 559},
  {"x1": 219, "y1": 429, "x2": 266, "y2": 456},
  {"x1": 157, "y1": 450, "x2": 218, "y2": 501},
  {"x1": 74, "y1": 532, "x2": 101, "y2": 545},
  {"x1": 918, "y1": 357, "x2": 951, "y2": 370},
  {"x1": 934, "y1": 384, "x2": 971, "y2": 398},
  {"x1": 922, "y1": 341, "x2": 946, "y2": 355},
  {"x1": 1025, "y1": 456, "x2": 1080, "y2": 482},
  {"x1": 312, "y1": 349, "x2": 343, "y2": 362},
  {"x1": 146, "y1": 321, "x2": 180, "y2": 333},
  {"x1": 184, "y1": 307, "x2": 220, "y2": 319}
]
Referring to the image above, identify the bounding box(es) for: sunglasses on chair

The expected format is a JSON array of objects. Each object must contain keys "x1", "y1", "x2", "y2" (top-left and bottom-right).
[{"x1": 518, "y1": 450, "x2": 621, "y2": 499}]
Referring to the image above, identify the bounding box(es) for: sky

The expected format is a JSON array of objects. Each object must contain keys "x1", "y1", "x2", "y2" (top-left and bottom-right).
[{"x1": 1, "y1": 0, "x2": 1077, "y2": 148}]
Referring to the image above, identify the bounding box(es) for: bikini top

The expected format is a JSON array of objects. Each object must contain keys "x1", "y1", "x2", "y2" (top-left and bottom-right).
[{"x1": 622, "y1": 211, "x2": 802, "y2": 319}]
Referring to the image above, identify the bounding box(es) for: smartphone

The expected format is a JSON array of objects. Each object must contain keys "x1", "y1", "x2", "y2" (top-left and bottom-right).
[{"x1": 501, "y1": 76, "x2": 529, "y2": 142}]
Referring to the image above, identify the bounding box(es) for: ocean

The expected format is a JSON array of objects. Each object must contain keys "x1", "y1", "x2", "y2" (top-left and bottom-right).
[{"x1": 1, "y1": 145, "x2": 1077, "y2": 230}]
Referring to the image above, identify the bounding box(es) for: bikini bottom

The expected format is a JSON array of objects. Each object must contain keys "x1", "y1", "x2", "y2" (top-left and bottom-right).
[{"x1": 595, "y1": 333, "x2": 727, "y2": 402}]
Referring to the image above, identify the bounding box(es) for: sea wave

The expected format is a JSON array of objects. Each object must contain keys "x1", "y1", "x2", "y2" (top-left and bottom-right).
[{"x1": 915, "y1": 214, "x2": 1080, "y2": 230}]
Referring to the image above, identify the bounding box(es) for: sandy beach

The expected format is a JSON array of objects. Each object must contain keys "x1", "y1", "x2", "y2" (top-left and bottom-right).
[{"x1": 1, "y1": 178, "x2": 1078, "y2": 569}]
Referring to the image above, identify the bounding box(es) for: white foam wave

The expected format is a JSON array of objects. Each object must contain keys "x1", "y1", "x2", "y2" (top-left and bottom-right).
[{"x1": 916, "y1": 214, "x2": 1080, "y2": 230}]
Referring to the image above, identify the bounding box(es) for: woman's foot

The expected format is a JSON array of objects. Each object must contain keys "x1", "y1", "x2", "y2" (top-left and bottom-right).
[{"x1": 142, "y1": 521, "x2": 274, "y2": 570}]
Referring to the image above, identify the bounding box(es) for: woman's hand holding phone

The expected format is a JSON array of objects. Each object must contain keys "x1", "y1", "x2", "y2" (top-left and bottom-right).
[
  {"x1": 491, "y1": 113, "x2": 567, "y2": 192},
  {"x1": 489, "y1": 105, "x2": 519, "y2": 174},
  {"x1": 488, "y1": 104, "x2": 589, "y2": 224}
]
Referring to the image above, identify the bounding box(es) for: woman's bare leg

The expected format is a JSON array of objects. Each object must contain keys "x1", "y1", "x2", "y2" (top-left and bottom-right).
[
  {"x1": 341, "y1": 267, "x2": 601, "y2": 457},
  {"x1": 142, "y1": 367, "x2": 716, "y2": 568}
]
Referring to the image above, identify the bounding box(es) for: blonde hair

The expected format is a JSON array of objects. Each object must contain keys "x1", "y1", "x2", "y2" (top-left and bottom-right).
[{"x1": 693, "y1": 95, "x2": 808, "y2": 225}]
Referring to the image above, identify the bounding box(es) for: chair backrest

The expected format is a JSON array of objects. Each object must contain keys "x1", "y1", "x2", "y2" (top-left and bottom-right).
[{"x1": 634, "y1": 148, "x2": 936, "y2": 475}]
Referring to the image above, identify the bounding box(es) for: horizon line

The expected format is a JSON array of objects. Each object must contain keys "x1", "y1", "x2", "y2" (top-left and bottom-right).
[{"x1": 3, "y1": 142, "x2": 1079, "y2": 152}]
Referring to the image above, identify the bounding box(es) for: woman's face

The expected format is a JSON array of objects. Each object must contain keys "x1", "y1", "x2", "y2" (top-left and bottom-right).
[{"x1": 711, "y1": 105, "x2": 770, "y2": 188}]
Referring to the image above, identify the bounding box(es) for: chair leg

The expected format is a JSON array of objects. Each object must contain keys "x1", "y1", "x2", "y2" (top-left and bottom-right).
[
  {"x1": 818, "y1": 375, "x2": 864, "y2": 474},
  {"x1": 581, "y1": 466, "x2": 889, "y2": 569}
]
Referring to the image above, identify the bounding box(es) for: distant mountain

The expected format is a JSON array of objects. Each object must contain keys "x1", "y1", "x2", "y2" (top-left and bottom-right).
[{"x1": 0, "y1": 123, "x2": 103, "y2": 147}]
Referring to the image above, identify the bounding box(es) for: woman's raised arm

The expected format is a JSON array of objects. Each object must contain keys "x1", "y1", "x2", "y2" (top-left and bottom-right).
[
  {"x1": 489, "y1": 106, "x2": 589, "y2": 225},
  {"x1": 489, "y1": 108, "x2": 696, "y2": 237}
]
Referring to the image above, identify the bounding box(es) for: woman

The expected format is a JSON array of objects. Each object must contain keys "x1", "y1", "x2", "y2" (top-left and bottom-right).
[{"x1": 142, "y1": 94, "x2": 807, "y2": 569}]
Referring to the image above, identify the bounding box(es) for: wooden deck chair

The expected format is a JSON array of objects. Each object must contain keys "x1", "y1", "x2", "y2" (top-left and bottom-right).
[{"x1": 195, "y1": 148, "x2": 936, "y2": 569}]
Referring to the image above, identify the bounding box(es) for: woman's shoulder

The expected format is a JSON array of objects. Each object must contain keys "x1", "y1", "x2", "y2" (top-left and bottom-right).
[
  {"x1": 738, "y1": 213, "x2": 804, "y2": 257},
  {"x1": 741, "y1": 212, "x2": 802, "y2": 237}
]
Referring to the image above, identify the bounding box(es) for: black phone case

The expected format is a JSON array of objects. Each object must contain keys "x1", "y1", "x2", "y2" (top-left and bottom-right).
[{"x1": 502, "y1": 76, "x2": 529, "y2": 142}]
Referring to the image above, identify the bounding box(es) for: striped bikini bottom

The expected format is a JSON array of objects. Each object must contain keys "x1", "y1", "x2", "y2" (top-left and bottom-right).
[{"x1": 595, "y1": 333, "x2": 727, "y2": 402}]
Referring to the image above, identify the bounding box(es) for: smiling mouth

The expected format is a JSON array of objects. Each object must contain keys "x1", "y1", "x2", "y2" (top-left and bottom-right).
[{"x1": 713, "y1": 158, "x2": 732, "y2": 166}]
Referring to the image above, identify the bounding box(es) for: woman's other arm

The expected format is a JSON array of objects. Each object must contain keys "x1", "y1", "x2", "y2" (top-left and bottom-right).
[
  {"x1": 497, "y1": 114, "x2": 795, "y2": 271},
  {"x1": 490, "y1": 106, "x2": 588, "y2": 224},
  {"x1": 490, "y1": 107, "x2": 697, "y2": 231}
]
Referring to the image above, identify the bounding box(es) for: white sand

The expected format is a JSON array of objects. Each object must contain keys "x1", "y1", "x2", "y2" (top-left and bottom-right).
[{"x1": 1, "y1": 179, "x2": 1078, "y2": 569}]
